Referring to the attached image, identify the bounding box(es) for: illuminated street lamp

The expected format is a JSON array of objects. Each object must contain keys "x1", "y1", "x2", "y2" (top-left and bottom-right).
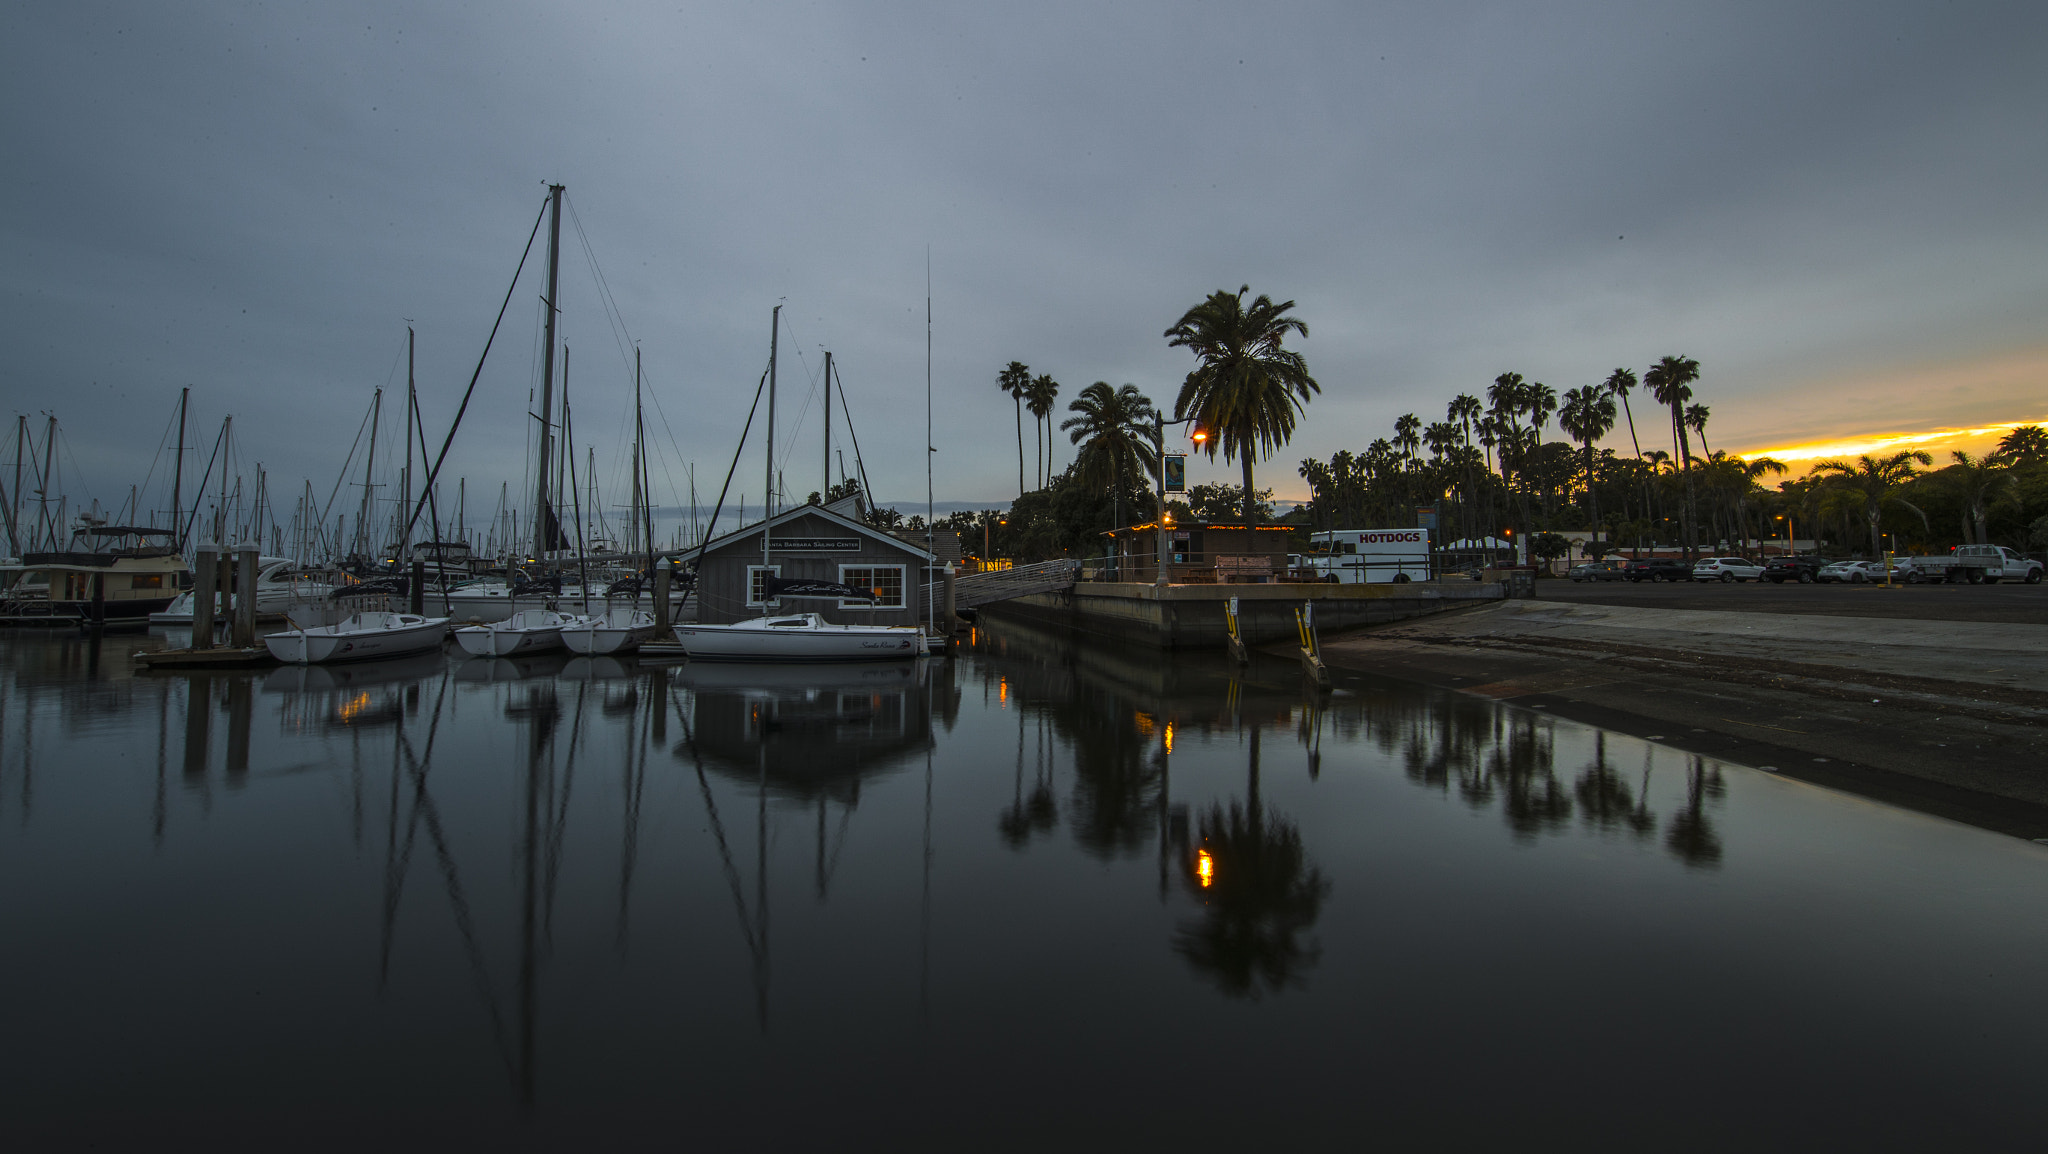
[{"x1": 1154, "y1": 414, "x2": 1206, "y2": 588}]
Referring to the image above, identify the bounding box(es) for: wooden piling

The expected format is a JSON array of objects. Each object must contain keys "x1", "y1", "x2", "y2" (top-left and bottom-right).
[{"x1": 191, "y1": 545, "x2": 218, "y2": 648}]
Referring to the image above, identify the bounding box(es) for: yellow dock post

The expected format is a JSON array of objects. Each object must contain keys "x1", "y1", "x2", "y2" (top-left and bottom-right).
[
  {"x1": 1224, "y1": 596, "x2": 1249, "y2": 665},
  {"x1": 1295, "y1": 601, "x2": 1331, "y2": 688}
]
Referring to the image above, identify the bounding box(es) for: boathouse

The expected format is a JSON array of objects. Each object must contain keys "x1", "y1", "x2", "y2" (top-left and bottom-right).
[
  {"x1": 689, "y1": 503, "x2": 938, "y2": 627},
  {"x1": 1100, "y1": 520, "x2": 1295, "y2": 583}
]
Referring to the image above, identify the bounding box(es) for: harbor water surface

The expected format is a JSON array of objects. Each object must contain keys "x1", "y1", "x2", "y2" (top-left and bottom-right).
[{"x1": 2, "y1": 623, "x2": 2044, "y2": 1148}]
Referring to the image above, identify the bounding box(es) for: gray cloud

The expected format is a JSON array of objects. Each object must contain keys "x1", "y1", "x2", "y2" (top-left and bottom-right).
[{"x1": 4, "y1": 0, "x2": 2043, "y2": 532}]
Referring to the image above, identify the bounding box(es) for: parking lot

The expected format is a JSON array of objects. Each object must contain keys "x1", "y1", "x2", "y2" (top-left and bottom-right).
[{"x1": 1538, "y1": 571, "x2": 2048, "y2": 625}]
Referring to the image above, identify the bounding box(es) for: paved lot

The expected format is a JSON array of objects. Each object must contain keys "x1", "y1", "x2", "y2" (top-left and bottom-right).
[{"x1": 1536, "y1": 573, "x2": 2048, "y2": 624}]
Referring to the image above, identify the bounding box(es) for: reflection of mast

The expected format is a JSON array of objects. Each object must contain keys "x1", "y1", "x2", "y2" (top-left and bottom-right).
[{"x1": 680, "y1": 705, "x2": 771, "y2": 1033}]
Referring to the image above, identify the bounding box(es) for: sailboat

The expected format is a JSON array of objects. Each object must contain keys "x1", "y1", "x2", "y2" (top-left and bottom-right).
[
  {"x1": 452, "y1": 607, "x2": 572, "y2": 657},
  {"x1": 263, "y1": 609, "x2": 451, "y2": 664},
  {"x1": 560, "y1": 344, "x2": 661, "y2": 657}
]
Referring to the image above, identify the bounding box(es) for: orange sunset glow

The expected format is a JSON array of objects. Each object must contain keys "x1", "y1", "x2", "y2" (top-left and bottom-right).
[{"x1": 1732, "y1": 417, "x2": 2046, "y2": 471}]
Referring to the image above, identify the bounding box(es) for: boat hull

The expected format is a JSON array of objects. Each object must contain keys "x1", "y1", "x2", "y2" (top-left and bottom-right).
[
  {"x1": 452, "y1": 610, "x2": 568, "y2": 657},
  {"x1": 560, "y1": 612, "x2": 659, "y2": 655},
  {"x1": 676, "y1": 619, "x2": 927, "y2": 662},
  {"x1": 263, "y1": 613, "x2": 450, "y2": 665}
]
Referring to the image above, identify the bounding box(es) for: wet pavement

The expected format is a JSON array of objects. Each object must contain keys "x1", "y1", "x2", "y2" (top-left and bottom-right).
[{"x1": 4, "y1": 623, "x2": 2047, "y2": 1148}]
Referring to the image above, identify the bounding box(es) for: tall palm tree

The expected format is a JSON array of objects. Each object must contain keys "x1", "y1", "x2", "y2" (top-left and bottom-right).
[
  {"x1": 1685, "y1": 403, "x2": 1712, "y2": 458},
  {"x1": 1394, "y1": 413, "x2": 1422, "y2": 465},
  {"x1": 1604, "y1": 369, "x2": 1642, "y2": 458},
  {"x1": 1644, "y1": 355, "x2": 1702, "y2": 558},
  {"x1": 1061, "y1": 382, "x2": 1157, "y2": 536},
  {"x1": 1527, "y1": 382, "x2": 1558, "y2": 517},
  {"x1": 997, "y1": 361, "x2": 1032, "y2": 497},
  {"x1": 1811, "y1": 450, "x2": 1932, "y2": 558},
  {"x1": 1447, "y1": 394, "x2": 1483, "y2": 542},
  {"x1": 1027, "y1": 373, "x2": 1060, "y2": 488},
  {"x1": 1558, "y1": 385, "x2": 1617, "y2": 547},
  {"x1": 1163, "y1": 286, "x2": 1321, "y2": 524},
  {"x1": 1940, "y1": 450, "x2": 2014, "y2": 545}
]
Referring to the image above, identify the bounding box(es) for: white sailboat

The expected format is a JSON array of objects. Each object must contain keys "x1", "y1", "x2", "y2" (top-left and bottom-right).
[
  {"x1": 560, "y1": 603, "x2": 659, "y2": 655},
  {"x1": 263, "y1": 611, "x2": 451, "y2": 665},
  {"x1": 452, "y1": 608, "x2": 572, "y2": 657},
  {"x1": 676, "y1": 612, "x2": 928, "y2": 662},
  {"x1": 149, "y1": 556, "x2": 333, "y2": 624}
]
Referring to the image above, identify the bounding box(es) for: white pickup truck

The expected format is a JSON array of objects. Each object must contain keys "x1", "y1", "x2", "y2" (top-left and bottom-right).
[{"x1": 1894, "y1": 545, "x2": 2044, "y2": 584}]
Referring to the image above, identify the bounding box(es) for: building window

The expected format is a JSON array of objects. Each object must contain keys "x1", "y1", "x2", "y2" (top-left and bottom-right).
[
  {"x1": 130, "y1": 574, "x2": 165, "y2": 590},
  {"x1": 747, "y1": 565, "x2": 782, "y2": 607},
  {"x1": 837, "y1": 564, "x2": 905, "y2": 609}
]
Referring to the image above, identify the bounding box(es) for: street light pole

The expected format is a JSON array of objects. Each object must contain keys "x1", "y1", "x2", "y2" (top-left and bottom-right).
[{"x1": 1155, "y1": 412, "x2": 1169, "y2": 588}]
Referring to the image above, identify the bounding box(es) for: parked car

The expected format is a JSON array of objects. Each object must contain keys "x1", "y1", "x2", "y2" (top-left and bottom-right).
[
  {"x1": 1816, "y1": 560, "x2": 1890, "y2": 584},
  {"x1": 1623, "y1": 559, "x2": 1692, "y2": 582},
  {"x1": 1568, "y1": 560, "x2": 1628, "y2": 582},
  {"x1": 1764, "y1": 556, "x2": 1824, "y2": 584},
  {"x1": 1692, "y1": 556, "x2": 1764, "y2": 583}
]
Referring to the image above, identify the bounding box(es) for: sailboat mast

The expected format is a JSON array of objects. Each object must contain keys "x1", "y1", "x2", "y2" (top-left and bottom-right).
[
  {"x1": 10, "y1": 416, "x2": 24, "y2": 554},
  {"x1": 764, "y1": 304, "x2": 779, "y2": 574},
  {"x1": 358, "y1": 391, "x2": 380, "y2": 559},
  {"x1": 217, "y1": 416, "x2": 231, "y2": 547},
  {"x1": 170, "y1": 387, "x2": 187, "y2": 550},
  {"x1": 822, "y1": 351, "x2": 832, "y2": 499},
  {"x1": 402, "y1": 327, "x2": 414, "y2": 560},
  {"x1": 532, "y1": 183, "x2": 565, "y2": 559},
  {"x1": 638, "y1": 345, "x2": 654, "y2": 575}
]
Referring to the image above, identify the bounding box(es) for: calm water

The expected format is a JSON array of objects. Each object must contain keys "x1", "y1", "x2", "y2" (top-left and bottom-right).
[{"x1": 2, "y1": 623, "x2": 2045, "y2": 1149}]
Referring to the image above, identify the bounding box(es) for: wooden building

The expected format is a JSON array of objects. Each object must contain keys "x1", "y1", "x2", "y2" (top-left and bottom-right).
[
  {"x1": 1099, "y1": 521, "x2": 1295, "y2": 583},
  {"x1": 689, "y1": 504, "x2": 938, "y2": 627}
]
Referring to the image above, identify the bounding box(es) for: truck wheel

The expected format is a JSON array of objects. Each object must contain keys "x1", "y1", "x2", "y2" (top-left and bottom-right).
[
  {"x1": 1393, "y1": 572, "x2": 1411, "y2": 584},
  {"x1": 1719, "y1": 572, "x2": 1734, "y2": 583},
  {"x1": 1906, "y1": 570, "x2": 1924, "y2": 584},
  {"x1": 2028, "y1": 569, "x2": 2042, "y2": 584}
]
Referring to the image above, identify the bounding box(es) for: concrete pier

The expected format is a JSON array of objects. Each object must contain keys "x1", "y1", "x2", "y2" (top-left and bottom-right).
[{"x1": 980, "y1": 579, "x2": 1503, "y2": 649}]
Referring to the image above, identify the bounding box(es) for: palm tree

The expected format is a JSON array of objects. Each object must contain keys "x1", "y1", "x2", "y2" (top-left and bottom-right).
[
  {"x1": 1558, "y1": 385, "x2": 1617, "y2": 547},
  {"x1": 1940, "y1": 451, "x2": 2014, "y2": 545},
  {"x1": 1604, "y1": 368, "x2": 1642, "y2": 458},
  {"x1": 1644, "y1": 355, "x2": 1702, "y2": 559},
  {"x1": 1027, "y1": 373, "x2": 1060, "y2": 488},
  {"x1": 1811, "y1": 450, "x2": 1932, "y2": 557},
  {"x1": 997, "y1": 361, "x2": 1031, "y2": 497},
  {"x1": 1685, "y1": 403, "x2": 1712, "y2": 458},
  {"x1": 1997, "y1": 425, "x2": 2047, "y2": 465},
  {"x1": 1163, "y1": 286, "x2": 1321, "y2": 524},
  {"x1": 1394, "y1": 413, "x2": 1422, "y2": 465},
  {"x1": 1062, "y1": 382, "x2": 1158, "y2": 537}
]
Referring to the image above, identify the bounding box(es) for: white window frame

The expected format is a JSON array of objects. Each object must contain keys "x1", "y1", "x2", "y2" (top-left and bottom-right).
[
  {"x1": 837, "y1": 563, "x2": 906, "y2": 610},
  {"x1": 746, "y1": 565, "x2": 782, "y2": 607}
]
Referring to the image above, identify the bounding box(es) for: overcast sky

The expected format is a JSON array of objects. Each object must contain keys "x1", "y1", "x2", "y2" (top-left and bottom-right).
[{"x1": 4, "y1": 0, "x2": 2044, "y2": 532}]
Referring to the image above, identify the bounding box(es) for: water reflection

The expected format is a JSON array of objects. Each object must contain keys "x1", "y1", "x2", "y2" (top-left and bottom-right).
[{"x1": 0, "y1": 620, "x2": 1810, "y2": 1136}]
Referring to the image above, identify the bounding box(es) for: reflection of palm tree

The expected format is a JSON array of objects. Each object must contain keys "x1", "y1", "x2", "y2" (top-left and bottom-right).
[
  {"x1": 1574, "y1": 732, "x2": 1656, "y2": 839},
  {"x1": 998, "y1": 702, "x2": 1057, "y2": 848},
  {"x1": 1665, "y1": 757, "x2": 1724, "y2": 867},
  {"x1": 1173, "y1": 726, "x2": 1331, "y2": 998}
]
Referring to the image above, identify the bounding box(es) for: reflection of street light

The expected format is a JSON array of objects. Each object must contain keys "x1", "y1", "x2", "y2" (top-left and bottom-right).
[{"x1": 1195, "y1": 847, "x2": 1215, "y2": 888}]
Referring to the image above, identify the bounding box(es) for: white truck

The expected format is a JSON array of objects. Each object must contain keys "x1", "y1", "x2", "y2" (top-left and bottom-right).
[
  {"x1": 1293, "y1": 529, "x2": 1432, "y2": 584},
  {"x1": 1894, "y1": 545, "x2": 2044, "y2": 584}
]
